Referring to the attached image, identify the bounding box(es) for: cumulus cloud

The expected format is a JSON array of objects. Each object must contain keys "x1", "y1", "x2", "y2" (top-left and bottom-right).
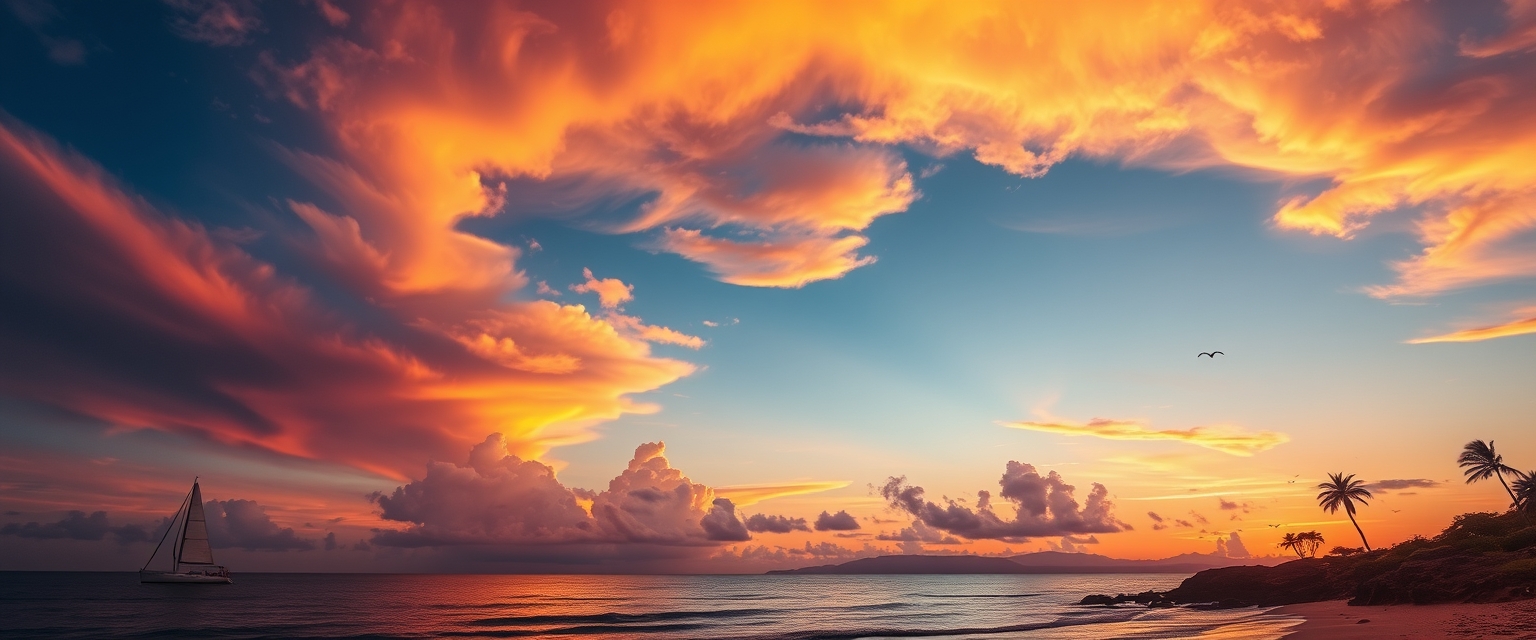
[
  {"x1": 880, "y1": 461, "x2": 1125, "y2": 542},
  {"x1": 0, "y1": 511, "x2": 152, "y2": 545},
  {"x1": 814, "y1": 510, "x2": 861, "y2": 532},
  {"x1": 0, "y1": 118, "x2": 694, "y2": 478},
  {"x1": 1147, "y1": 511, "x2": 1168, "y2": 531},
  {"x1": 372, "y1": 435, "x2": 750, "y2": 548},
  {"x1": 876, "y1": 520, "x2": 963, "y2": 554},
  {"x1": 700, "y1": 499, "x2": 751, "y2": 542},
  {"x1": 721, "y1": 540, "x2": 883, "y2": 565},
  {"x1": 744, "y1": 514, "x2": 810, "y2": 534},
  {"x1": 1215, "y1": 532, "x2": 1249, "y2": 559},
  {"x1": 1001, "y1": 418, "x2": 1288, "y2": 456},
  {"x1": 1046, "y1": 534, "x2": 1101, "y2": 553},
  {"x1": 203, "y1": 499, "x2": 315, "y2": 551}
]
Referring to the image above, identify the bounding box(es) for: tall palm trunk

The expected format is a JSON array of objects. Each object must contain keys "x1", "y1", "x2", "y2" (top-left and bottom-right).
[
  {"x1": 1497, "y1": 470, "x2": 1518, "y2": 506},
  {"x1": 1346, "y1": 510, "x2": 1371, "y2": 551}
]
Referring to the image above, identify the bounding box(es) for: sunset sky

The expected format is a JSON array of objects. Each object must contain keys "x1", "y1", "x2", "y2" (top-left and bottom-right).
[{"x1": 2, "y1": 0, "x2": 1534, "y2": 573}]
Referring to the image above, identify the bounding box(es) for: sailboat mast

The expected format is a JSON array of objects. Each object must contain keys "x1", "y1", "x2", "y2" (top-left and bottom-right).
[
  {"x1": 174, "y1": 478, "x2": 199, "y2": 573},
  {"x1": 141, "y1": 487, "x2": 193, "y2": 572}
]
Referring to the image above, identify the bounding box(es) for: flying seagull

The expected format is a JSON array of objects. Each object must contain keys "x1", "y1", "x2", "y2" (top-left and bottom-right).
[{"x1": 1198, "y1": 351, "x2": 1224, "y2": 358}]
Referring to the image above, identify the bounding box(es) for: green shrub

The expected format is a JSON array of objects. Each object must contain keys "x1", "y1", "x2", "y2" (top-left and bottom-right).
[
  {"x1": 1500, "y1": 526, "x2": 1536, "y2": 552},
  {"x1": 1406, "y1": 545, "x2": 1459, "y2": 562},
  {"x1": 1439, "y1": 512, "x2": 1525, "y2": 542},
  {"x1": 1453, "y1": 537, "x2": 1504, "y2": 553},
  {"x1": 1496, "y1": 558, "x2": 1536, "y2": 575}
]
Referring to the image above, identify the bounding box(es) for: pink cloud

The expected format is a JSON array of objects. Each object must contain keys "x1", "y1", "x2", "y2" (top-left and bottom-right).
[{"x1": 372, "y1": 436, "x2": 749, "y2": 547}]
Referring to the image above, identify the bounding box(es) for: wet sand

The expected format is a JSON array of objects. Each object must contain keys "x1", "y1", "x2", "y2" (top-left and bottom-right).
[{"x1": 1275, "y1": 599, "x2": 1536, "y2": 639}]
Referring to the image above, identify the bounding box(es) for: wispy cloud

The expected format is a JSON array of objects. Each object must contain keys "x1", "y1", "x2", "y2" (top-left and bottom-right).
[
  {"x1": 1365, "y1": 479, "x2": 1441, "y2": 492},
  {"x1": 1000, "y1": 418, "x2": 1288, "y2": 456},
  {"x1": 1408, "y1": 312, "x2": 1536, "y2": 344},
  {"x1": 714, "y1": 481, "x2": 850, "y2": 506}
]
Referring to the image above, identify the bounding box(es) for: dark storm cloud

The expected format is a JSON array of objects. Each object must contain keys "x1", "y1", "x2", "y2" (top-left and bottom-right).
[{"x1": 0, "y1": 510, "x2": 156, "y2": 544}]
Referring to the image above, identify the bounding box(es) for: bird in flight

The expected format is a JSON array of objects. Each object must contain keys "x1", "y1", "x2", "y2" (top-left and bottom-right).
[
  {"x1": 1198, "y1": 351, "x2": 1224, "y2": 358},
  {"x1": 1267, "y1": 523, "x2": 1284, "y2": 528},
  {"x1": 1392, "y1": 509, "x2": 1401, "y2": 513}
]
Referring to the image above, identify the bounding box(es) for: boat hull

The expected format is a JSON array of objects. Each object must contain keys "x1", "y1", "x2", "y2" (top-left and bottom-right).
[{"x1": 139, "y1": 570, "x2": 232, "y2": 584}]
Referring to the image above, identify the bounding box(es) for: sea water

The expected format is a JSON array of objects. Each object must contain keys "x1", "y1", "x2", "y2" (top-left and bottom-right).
[{"x1": 0, "y1": 572, "x2": 1301, "y2": 639}]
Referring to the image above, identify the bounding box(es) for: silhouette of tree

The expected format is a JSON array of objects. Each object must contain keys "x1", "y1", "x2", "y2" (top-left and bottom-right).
[
  {"x1": 1296, "y1": 531, "x2": 1324, "y2": 557},
  {"x1": 1459, "y1": 440, "x2": 1520, "y2": 507},
  {"x1": 1317, "y1": 472, "x2": 1373, "y2": 551},
  {"x1": 1276, "y1": 532, "x2": 1302, "y2": 558},
  {"x1": 1512, "y1": 470, "x2": 1536, "y2": 514}
]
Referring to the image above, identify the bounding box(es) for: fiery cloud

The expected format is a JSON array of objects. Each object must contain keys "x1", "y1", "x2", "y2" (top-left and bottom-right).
[
  {"x1": 0, "y1": 118, "x2": 693, "y2": 478},
  {"x1": 248, "y1": 0, "x2": 1536, "y2": 320},
  {"x1": 1002, "y1": 419, "x2": 1288, "y2": 457}
]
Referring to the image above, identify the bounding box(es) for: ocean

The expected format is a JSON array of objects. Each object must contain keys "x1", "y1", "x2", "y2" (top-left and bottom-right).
[{"x1": 0, "y1": 572, "x2": 1300, "y2": 639}]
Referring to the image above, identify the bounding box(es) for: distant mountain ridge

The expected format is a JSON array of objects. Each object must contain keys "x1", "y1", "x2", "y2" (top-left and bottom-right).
[{"x1": 766, "y1": 551, "x2": 1281, "y2": 575}]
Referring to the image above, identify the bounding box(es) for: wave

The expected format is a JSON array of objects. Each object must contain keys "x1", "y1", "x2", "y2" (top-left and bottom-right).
[
  {"x1": 912, "y1": 593, "x2": 1043, "y2": 599},
  {"x1": 468, "y1": 607, "x2": 775, "y2": 627},
  {"x1": 445, "y1": 623, "x2": 712, "y2": 637}
]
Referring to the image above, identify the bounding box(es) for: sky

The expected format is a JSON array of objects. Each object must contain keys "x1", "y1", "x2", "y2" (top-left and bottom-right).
[{"x1": 1, "y1": 0, "x2": 1534, "y2": 574}]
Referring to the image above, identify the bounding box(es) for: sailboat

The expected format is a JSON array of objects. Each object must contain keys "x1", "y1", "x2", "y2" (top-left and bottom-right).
[{"x1": 140, "y1": 478, "x2": 232, "y2": 584}]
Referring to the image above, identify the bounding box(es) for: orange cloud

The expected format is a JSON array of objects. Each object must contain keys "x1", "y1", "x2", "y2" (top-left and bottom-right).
[
  {"x1": 570, "y1": 268, "x2": 633, "y2": 309},
  {"x1": 254, "y1": 0, "x2": 1536, "y2": 309},
  {"x1": 0, "y1": 117, "x2": 693, "y2": 479},
  {"x1": 1001, "y1": 419, "x2": 1289, "y2": 456},
  {"x1": 1408, "y1": 310, "x2": 1536, "y2": 343}
]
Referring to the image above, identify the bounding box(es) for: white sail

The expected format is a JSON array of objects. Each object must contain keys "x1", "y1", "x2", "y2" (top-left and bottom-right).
[{"x1": 178, "y1": 482, "x2": 215, "y2": 565}]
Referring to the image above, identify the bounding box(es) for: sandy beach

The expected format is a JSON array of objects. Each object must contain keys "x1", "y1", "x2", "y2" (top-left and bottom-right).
[{"x1": 1275, "y1": 599, "x2": 1536, "y2": 639}]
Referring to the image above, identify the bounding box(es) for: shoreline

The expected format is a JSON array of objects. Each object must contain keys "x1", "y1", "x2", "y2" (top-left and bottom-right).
[{"x1": 1269, "y1": 599, "x2": 1536, "y2": 639}]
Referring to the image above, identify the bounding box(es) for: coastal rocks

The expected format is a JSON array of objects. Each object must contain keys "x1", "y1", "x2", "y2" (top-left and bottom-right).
[
  {"x1": 1165, "y1": 559, "x2": 1350, "y2": 606},
  {"x1": 1076, "y1": 590, "x2": 1176, "y2": 607}
]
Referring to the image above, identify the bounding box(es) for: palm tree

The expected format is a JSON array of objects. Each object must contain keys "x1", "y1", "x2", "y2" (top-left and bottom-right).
[
  {"x1": 1277, "y1": 532, "x2": 1302, "y2": 558},
  {"x1": 1459, "y1": 440, "x2": 1519, "y2": 507},
  {"x1": 1512, "y1": 470, "x2": 1536, "y2": 513},
  {"x1": 1317, "y1": 472, "x2": 1373, "y2": 551},
  {"x1": 1296, "y1": 531, "x2": 1325, "y2": 558}
]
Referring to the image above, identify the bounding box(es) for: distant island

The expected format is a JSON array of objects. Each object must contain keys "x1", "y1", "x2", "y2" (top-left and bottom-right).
[{"x1": 766, "y1": 549, "x2": 1278, "y2": 575}]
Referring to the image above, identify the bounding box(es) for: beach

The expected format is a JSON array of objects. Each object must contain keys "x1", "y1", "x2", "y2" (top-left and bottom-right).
[{"x1": 1276, "y1": 599, "x2": 1536, "y2": 639}]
